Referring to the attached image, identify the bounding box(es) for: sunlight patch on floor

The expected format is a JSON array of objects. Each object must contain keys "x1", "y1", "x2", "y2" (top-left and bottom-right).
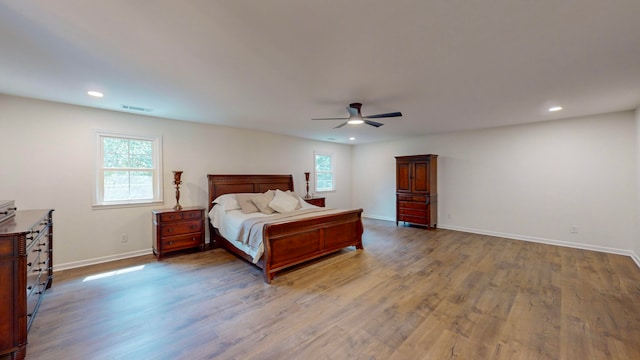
[{"x1": 82, "y1": 265, "x2": 145, "y2": 282}]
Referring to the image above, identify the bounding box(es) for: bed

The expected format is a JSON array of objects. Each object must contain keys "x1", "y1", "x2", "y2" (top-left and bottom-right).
[{"x1": 207, "y1": 174, "x2": 364, "y2": 283}]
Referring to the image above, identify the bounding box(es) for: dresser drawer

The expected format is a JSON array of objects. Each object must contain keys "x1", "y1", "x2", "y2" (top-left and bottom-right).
[
  {"x1": 397, "y1": 194, "x2": 428, "y2": 202},
  {"x1": 27, "y1": 281, "x2": 41, "y2": 317},
  {"x1": 398, "y1": 201, "x2": 427, "y2": 210},
  {"x1": 162, "y1": 233, "x2": 203, "y2": 251},
  {"x1": 26, "y1": 259, "x2": 42, "y2": 296},
  {"x1": 398, "y1": 214, "x2": 429, "y2": 225},
  {"x1": 26, "y1": 274, "x2": 47, "y2": 322},
  {"x1": 399, "y1": 207, "x2": 428, "y2": 217},
  {"x1": 161, "y1": 220, "x2": 202, "y2": 236},
  {"x1": 26, "y1": 222, "x2": 50, "y2": 248}
]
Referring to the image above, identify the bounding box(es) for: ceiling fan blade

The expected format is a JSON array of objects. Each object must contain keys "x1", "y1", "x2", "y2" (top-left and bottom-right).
[
  {"x1": 364, "y1": 111, "x2": 402, "y2": 119},
  {"x1": 312, "y1": 117, "x2": 348, "y2": 120},
  {"x1": 334, "y1": 121, "x2": 348, "y2": 129},
  {"x1": 364, "y1": 119, "x2": 384, "y2": 128}
]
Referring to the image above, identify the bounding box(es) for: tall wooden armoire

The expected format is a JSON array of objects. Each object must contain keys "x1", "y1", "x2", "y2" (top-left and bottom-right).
[{"x1": 395, "y1": 154, "x2": 438, "y2": 228}]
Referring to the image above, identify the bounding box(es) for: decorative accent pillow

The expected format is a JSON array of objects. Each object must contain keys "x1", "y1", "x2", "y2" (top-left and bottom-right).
[
  {"x1": 285, "y1": 190, "x2": 303, "y2": 209},
  {"x1": 235, "y1": 194, "x2": 260, "y2": 214},
  {"x1": 269, "y1": 189, "x2": 300, "y2": 213},
  {"x1": 251, "y1": 191, "x2": 276, "y2": 214}
]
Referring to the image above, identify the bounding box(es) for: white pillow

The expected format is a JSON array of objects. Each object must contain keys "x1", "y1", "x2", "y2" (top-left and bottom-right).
[
  {"x1": 213, "y1": 194, "x2": 240, "y2": 211},
  {"x1": 213, "y1": 193, "x2": 259, "y2": 211},
  {"x1": 269, "y1": 189, "x2": 300, "y2": 213}
]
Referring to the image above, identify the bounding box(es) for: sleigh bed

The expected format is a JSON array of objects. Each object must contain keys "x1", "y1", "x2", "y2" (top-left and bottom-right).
[{"x1": 207, "y1": 174, "x2": 363, "y2": 283}]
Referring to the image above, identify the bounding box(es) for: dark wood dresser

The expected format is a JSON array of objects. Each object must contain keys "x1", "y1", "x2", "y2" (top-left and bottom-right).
[
  {"x1": 396, "y1": 154, "x2": 438, "y2": 228},
  {"x1": 0, "y1": 209, "x2": 54, "y2": 360},
  {"x1": 152, "y1": 207, "x2": 205, "y2": 259}
]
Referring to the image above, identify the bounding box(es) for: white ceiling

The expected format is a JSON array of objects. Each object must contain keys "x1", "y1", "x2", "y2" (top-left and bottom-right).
[{"x1": 1, "y1": 1, "x2": 639, "y2": 144}]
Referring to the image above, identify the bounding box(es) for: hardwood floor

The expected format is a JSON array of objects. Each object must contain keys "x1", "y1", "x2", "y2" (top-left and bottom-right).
[{"x1": 23, "y1": 219, "x2": 640, "y2": 359}]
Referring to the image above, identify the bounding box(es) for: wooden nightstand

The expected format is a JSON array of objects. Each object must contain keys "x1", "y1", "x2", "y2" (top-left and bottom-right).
[
  {"x1": 152, "y1": 207, "x2": 205, "y2": 259},
  {"x1": 303, "y1": 197, "x2": 325, "y2": 207}
]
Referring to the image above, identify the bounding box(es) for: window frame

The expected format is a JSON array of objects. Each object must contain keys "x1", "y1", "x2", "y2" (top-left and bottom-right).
[
  {"x1": 93, "y1": 130, "x2": 163, "y2": 208},
  {"x1": 314, "y1": 151, "x2": 336, "y2": 193}
]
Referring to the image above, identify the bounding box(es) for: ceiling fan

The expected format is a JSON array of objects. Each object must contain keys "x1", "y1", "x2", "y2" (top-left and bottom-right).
[{"x1": 312, "y1": 102, "x2": 402, "y2": 128}]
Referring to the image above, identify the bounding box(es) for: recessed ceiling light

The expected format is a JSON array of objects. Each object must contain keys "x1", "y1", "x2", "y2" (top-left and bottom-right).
[
  {"x1": 349, "y1": 137, "x2": 356, "y2": 141},
  {"x1": 88, "y1": 91, "x2": 104, "y2": 98},
  {"x1": 549, "y1": 106, "x2": 563, "y2": 112}
]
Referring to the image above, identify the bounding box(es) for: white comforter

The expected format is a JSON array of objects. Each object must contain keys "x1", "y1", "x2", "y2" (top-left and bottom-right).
[{"x1": 208, "y1": 199, "x2": 347, "y2": 263}]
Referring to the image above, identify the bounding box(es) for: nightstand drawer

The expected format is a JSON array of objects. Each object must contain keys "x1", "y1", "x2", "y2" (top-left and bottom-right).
[
  {"x1": 161, "y1": 220, "x2": 202, "y2": 236},
  {"x1": 159, "y1": 212, "x2": 183, "y2": 222},
  {"x1": 181, "y1": 210, "x2": 203, "y2": 220},
  {"x1": 162, "y1": 234, "x2": 203, "y2": 251}
]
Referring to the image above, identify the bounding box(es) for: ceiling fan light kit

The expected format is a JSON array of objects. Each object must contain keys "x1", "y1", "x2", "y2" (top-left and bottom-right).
[{"x1": 312, "y1": 102, "x2": 402, "y2": 128}]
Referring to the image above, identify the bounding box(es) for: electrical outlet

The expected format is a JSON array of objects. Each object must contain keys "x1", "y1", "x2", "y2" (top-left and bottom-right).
[
  {"x1": 570, "y1": 226, "x2": 578, "y2": 234},
  {"x1": 120, "y1": 233, "x2": 129, "y2": 242}
]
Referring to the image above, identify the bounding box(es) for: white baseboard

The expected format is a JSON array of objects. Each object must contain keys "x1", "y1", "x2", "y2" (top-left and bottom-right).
[
  {"x1": 631, "y1": 250, "x2": 640, "y2": 268},
  {"x1": 362, "y1": 216, "x2": 640, "y2": 269},
  {"x1": 54, "y1": 221, "x2": 640, "y2": 272},
  {"x1": 362, "y1": 213, "x2": 395, "y2": 222},
  {"x1": 54, "y1": 248, "x2": 153, "y2": 272},
  {"x1": 439, "y1": 224, "x2": 639, "y2": 266}
]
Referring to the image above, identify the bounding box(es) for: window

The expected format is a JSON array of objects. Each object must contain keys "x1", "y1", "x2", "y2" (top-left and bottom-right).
[
  {"x1": 95, "y1": 131, "x2": 162, "y2": 207},
  {"x1": 314, "y1": 152, "x2": 335, "y2": 192}
]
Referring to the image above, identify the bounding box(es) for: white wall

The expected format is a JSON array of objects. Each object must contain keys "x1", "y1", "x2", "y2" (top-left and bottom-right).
[
  {"x1": 2, "y1": 93, "x2": 636, "y2": 268},
  {"x1": 0, "y1": 95, "x2": 353, "y2": 268},
  {"x1": 353, "y1": 111, "x2": 637, "y2": 254},
  {"x1": 635, "y1": 106, "x2": 640, "y2": 265}
]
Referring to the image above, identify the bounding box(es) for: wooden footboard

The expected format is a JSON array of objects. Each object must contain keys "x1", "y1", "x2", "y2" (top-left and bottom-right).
[
  {"x1": 207, "y1": 174, "x2": 364, "y2": 283},
  {"x1": 262, "y1": 209, "x2": 363, "y2": 282}
]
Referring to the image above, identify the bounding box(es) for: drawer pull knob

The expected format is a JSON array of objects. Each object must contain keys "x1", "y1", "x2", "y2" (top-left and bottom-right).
[
  {"x1": 27, "y1": 262, "x2": 32, "y2": 267},
  {"x1": 27, "y1": 286, "x2": 32, "y2": 290},
  {"x1": 27, "y1": 313, "x2": 33, "y2": 317},
  {"x1": 168, "y1": 241, "x2": 173, "y2": 245},
  {"x1": 167, "y1": 228, "x2": 173, "y2": 233}
]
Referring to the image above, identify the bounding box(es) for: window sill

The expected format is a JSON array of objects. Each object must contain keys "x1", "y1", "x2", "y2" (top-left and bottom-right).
[{"x1": 92, "y1": 200, "x2": 164, "y2": 210}]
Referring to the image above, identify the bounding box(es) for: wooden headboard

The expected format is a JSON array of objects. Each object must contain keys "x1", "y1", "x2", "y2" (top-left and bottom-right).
[{"x1": 207, "y1": 174, "x2": 294, "y2": 211}]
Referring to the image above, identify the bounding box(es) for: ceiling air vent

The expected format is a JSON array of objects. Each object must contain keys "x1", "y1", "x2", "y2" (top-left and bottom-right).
[{"x1": 121, "y1": 104, "x2": 152, "y2": 112}]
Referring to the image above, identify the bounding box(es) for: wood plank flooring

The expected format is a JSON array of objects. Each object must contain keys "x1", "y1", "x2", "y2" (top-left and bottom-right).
[{"x1": 23, "y1": 219, "x2": 640, "y2": 359}]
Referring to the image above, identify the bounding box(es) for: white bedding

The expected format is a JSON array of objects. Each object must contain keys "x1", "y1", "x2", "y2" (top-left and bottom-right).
[{"x1": 208, "y1": 194, "x2": 346, "y2": 263}]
